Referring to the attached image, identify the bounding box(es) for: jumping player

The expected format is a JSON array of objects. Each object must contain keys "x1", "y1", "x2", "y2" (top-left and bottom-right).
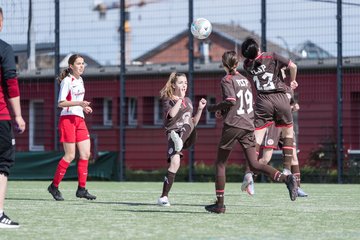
[
  {"x1": 157, "y1": 72, "x2": 207, "y2": 207},
  {"x1": 241, "y1": 37, "x2": 299, "y2": 193},
  {"x1": 204, "y1": 51, "x2": 298, "y2": 214},
  {"x1": 259, "y1": 86, "x2": 308, "y2": 197}
]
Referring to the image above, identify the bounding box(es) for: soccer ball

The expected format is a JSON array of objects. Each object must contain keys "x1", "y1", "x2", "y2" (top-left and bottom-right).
[{"x1": 191, "y1": 18, "x2": 212, "y2": 40}]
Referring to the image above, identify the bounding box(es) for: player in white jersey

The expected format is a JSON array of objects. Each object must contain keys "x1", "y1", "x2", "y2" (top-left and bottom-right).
[{"x1": 47, "y1": 54, "x2": 96, "y2": 201}]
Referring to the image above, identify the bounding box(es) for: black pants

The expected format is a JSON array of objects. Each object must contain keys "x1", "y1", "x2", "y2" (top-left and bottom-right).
[{"x1": 0, "y1": 121, "x2": 15, "y2": 176}]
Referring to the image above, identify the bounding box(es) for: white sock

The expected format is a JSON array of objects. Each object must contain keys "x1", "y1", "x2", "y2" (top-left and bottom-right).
[
  {"x1": 282, "y1": 169, "x2": 292, "y2": 175},
  {"x1": 0, "y1": 210, "x2": 3, "y2": 216}
]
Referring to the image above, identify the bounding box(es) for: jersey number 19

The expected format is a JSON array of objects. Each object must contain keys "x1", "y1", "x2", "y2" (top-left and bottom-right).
[{"x1": 236, "y1": 89, "x2": 253, "y2": 115}]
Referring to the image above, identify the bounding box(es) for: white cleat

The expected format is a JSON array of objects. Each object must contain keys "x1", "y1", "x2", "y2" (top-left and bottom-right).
[
  {"x1": 297, "y1": 187, "x2": 308, "y2": 197},
  {"x1": 241, "y1": 172, "x2": 255, "y2": 196},
  {"x1": 170, "y1": 130, "x2": 183, "y2": 152},
  {"x1": 157, "y1": 196, "x2": 171, "y2": 207}
]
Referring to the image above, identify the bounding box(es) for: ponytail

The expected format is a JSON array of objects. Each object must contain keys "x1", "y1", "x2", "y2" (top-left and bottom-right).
[
  {"x1": 58, "y1": 68, "x2": 71, "y2": 84},
  {"x1": 222, "y1": 51, "x2": 239, "y2": 75}
]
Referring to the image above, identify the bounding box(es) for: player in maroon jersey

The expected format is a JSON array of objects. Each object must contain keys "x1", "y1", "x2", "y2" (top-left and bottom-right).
[
  {"x1": 0, "y1": 7, "x2": 26, "y2": 228},
  {"x1": 157, "y1": 72, "x2": 207, "y2": 207},
  {"x1": 204, "y1": 51, "x2": 298, "y2": 214},
  {"x1": 241, "y1": 37, "x2": 299, "y2": 189}
]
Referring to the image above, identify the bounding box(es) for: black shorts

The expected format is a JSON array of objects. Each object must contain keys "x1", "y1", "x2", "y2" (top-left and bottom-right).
[{"x1": 0, "y1": 121, "x2": 15, "y2": 176}]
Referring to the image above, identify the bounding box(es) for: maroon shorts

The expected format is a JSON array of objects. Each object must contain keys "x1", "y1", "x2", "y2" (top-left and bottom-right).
[
  {"x1": 262, "y1": 123, "x2": 282, "y2": 149},
  {"x1": 218, "y1": 125, "x2": 256, "y2": 150},
  {"x1": 262, "y1": 123, "x2": 297, "y2": 149},
  {"x1": 59, "y1": 115, "x2": 90, "y2": 143},
  {"x1": 254, "y1": 92, "x2": 293, "y2": 129},
  {"x1": 166, "y1": 129, "x2": 197, "y2": 162}
]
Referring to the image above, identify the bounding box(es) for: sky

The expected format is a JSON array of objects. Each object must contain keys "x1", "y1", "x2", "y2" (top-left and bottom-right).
[{"x1": 0, "y1": 0, "x2": 359, "y2": 65}]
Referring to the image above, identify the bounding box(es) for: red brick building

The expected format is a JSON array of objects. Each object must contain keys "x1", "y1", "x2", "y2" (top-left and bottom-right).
[{"x1": 14, "y1": 23, "x2": 360, "y2": 171}]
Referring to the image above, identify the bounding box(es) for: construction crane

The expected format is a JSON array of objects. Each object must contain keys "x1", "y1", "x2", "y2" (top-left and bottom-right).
[
  {"x1": 93, "y1": 0, "x2": 160, "y2": 21},
  {"x1": 92, "y1": 0, "x2": 161, "y2": 63}
]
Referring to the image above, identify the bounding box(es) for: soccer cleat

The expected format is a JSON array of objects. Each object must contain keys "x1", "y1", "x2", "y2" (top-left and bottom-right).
[
  {"x1": 241, "y1": 172, "x2": 255, "y2": 196},
  {"x1": 297, "y1": 187, "x2": 308, "y2": 197},
  {"x1": 76, "y1": 187, "x2": 96, "y2": 200},
  {"x1": 48, "y1": 183, "x2": 64, "y2": 201},
  {"x1": 0, "y1": 213, "x2": 20, "y2": 229},
  {"x1": 285, "y1": 174, "x2": 298, "y2": 201},
  {"x1": 205, "y1": 203, "x2": 226, "y2": 214},
  {"x1": 157, "y1": 196, "x2": 171, "y2": 207},
  {"x1": 170, "y1": 130, "x2": 183, "y2": 152}
]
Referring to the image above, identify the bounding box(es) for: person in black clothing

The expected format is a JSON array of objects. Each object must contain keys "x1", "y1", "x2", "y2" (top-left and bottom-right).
[{"x1": 0, "y1": 7, "x2": 26, "y2": 228}]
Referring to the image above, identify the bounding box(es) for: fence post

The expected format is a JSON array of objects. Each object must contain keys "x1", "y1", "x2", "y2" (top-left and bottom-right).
[
  {"x1": 188, "y1": 0, "x2": 194, "y2": 182},
  {"x1": 336, "y1": 0, "x2": 343, "y2": 183},
  {"x1": 54, "y1": 0, "x2": 60, "y2": 151},
  {"x1": 119, "y1": 0, "x2": 126, "y2": 181}
]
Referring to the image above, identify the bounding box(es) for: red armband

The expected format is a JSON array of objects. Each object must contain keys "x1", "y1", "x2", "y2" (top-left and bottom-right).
[{"x1": 6, "y1": 78, "x2": 20, "y2": 98}]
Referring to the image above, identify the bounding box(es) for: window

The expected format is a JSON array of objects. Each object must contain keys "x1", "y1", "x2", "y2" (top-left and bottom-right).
[
  {"x1": 154, "y1": 97, "x2": 163, "y2": 125},
  {"x1": 206, "y1": 96, "x2": 216, "y2": 125},
  {"x1": 103, "y1": 98, "x2": 113, "y2": 126},
  {"x1": 29, "y1": 100, "x2": 45, "y2": 151},
  {"x1": 128, "y1": 97, "x2": 137, "y2": 126}
]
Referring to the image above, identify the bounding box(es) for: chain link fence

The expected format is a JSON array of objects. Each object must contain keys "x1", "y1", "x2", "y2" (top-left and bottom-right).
[{"x1": 1, "y1": 0, "x2": 360, "y2": 182}]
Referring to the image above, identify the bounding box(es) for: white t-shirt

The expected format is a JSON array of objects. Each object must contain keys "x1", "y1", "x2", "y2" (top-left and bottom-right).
[{"x1": 58, "y1": 74, "x2": 85, "y2": 118}]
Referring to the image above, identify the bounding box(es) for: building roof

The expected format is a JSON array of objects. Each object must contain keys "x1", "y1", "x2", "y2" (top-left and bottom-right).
[
  {"x1": 293, "y1": 40, "x2": 333, "y2": 59},
  {"x1": 134, "y1": 22, "x2": 299, "y2": 63},
  {"x1": 12, "y1": 42, "x2": 101, "y2": 70}
]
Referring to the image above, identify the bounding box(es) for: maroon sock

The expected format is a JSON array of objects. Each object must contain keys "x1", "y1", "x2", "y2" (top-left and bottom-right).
[
  {"x1": 52, "y1": 158, "x2": 70, "y2": 187},
  {"x1": 77, "y1": 159, "x2": 89, "y2": 188},
  {"x1": 282, "y1": 138, "x2": 294, "y2": 170},
  {"x1": 216, "y1": 176, "x2": 225, "y2": 206},
  {"x1": 291, "y1": 165, "x2": 301, "y2": 187},
  {"x1": 273, "y1": 171, "x2": 287, "y2": 182},
  {"x1": 161, "y1": 171, "x2": 176, "y2": 197}
]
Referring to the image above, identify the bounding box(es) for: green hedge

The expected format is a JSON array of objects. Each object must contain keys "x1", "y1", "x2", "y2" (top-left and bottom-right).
[{"x1": 126, "y1": 163, "x2": 360, "y2": 183}]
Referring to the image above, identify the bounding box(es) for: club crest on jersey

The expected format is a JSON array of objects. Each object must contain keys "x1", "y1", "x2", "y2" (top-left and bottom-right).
[{"x1": 267, "y1": 139, "x2": 274, "y2": 145}]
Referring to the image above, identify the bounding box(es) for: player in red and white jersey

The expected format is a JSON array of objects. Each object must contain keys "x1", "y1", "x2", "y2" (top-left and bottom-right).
[
  {"x1": 241, "y1": 37, "x2": 298, "y2": 183},
  {"x1": 204, "y1": 51, "x2": 298, "y2": 214},
  {"x1": 47, "y1": 54, "x2": 96, "y2": 201},
  {"x1": 157, "y1": 72, "x2": 207, "y2": 207}
]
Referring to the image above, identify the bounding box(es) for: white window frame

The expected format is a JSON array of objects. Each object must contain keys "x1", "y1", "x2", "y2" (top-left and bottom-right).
[
  {"x1": 29, "y1": 100, "x2": 45, "y2": 151},
  {"x1": 206, "y1": 96, "x2": 216, "y2": 125},
  {"x1": 154, "y1": 97, "x2": 163, "y2": 125},
  {"x1": 128, "y1": 97, "x2": 138, "y2": 126},
  {"x1": 103, "y1": 98, "x2": 113, "y2": 126}
]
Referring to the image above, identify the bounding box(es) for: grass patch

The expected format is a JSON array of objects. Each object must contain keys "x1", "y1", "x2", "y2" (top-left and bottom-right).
[{"x1": 2, "y1": 181, "x2": 360, "y2": 240}]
